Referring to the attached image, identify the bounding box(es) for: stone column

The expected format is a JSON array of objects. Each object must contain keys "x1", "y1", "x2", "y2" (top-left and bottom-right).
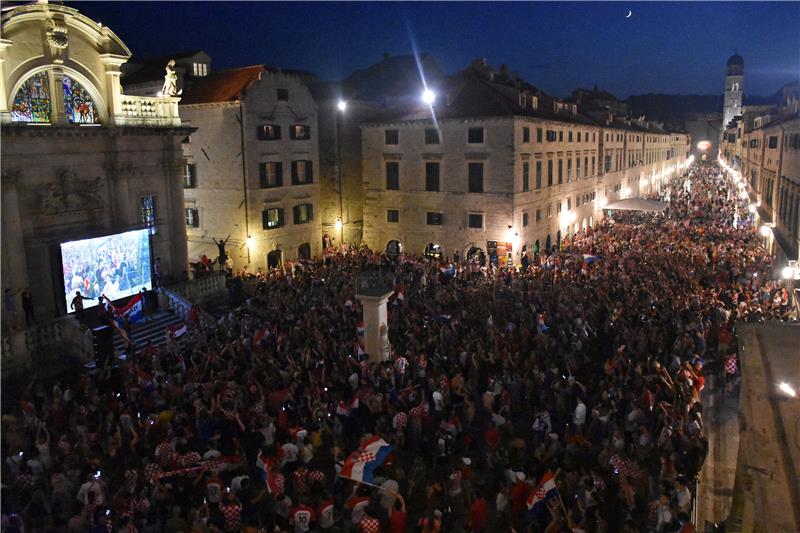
[{"x1": 356, "y1": 292, "x2": 393, "y2": 363}]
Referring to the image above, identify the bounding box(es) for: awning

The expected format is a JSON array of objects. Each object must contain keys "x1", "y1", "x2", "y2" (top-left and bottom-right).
[{"x1": 604, "y1": 198, "x2": 668, "y2": 212}]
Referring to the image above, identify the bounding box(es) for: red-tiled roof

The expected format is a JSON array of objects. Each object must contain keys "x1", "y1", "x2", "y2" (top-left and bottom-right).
[{"x1": 180, "y1": 65, "x2": 264, "y2": 105}]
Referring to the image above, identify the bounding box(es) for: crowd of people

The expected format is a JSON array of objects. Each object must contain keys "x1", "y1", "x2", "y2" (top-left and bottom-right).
[{"x1": 1, "y1": 163, "x2": 793, "y2": 533}]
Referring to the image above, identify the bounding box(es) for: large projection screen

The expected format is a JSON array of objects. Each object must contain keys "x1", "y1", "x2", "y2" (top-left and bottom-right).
[{"x1": 61, "y1": 229, "x2": 152, "y2": 311}]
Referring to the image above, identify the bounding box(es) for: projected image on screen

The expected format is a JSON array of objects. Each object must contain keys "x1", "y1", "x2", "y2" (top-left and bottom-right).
[{"x1": 60, "y1": 229, "x2": 152, "y2": 311}]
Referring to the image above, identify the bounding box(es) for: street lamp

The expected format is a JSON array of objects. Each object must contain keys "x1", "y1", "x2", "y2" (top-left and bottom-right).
[
  {"x1": 759, "y1": 225, "x2": 771, "y2": 237},
  {"x1": 335, "y1": 100, "x2": 346, "y2": 245},
  {"x1": 422, "y1": 89, "x2": 436, "y2": 105}
]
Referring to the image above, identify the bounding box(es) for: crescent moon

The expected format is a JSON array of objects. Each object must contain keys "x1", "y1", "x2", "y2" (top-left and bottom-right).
[{"x1": 626, "y1": 10, "x2": 632, "y2": 18}]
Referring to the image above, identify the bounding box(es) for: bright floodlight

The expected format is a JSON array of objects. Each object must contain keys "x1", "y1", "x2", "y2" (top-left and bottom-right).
[
  {"x1": 759, "y1": 225, "x2": 771, "y2": 237},
  {"x1": 337, "y1": 100, "x2": 347, "y2": 112},
  {"x1": 245, "y1": 236, "x2": 254, "y2": 248},
  {"x1": 422, "y1": 89, "x2": 436, "y2": 105},
  {"x1": 739, "y1": 190, "x2": 748, "y2": 200},
  {"x1": 778, "y1": 382, "x2": 797, "y2": 398},
  {"x1": 748, "y1": 204, "x2": 756, "y2": 214},
  {"x1": 334, "y1": 217, "x2": 343, "y2": 230},
  {"x1": 598, "y1": 197, "x2": 608, "y2": 208},
  {"x1": 782, "y1": 266, "x2": 794, "y2": 280}
]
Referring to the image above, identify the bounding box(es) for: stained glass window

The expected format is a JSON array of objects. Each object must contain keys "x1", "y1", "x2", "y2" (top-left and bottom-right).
[
  {"x1": 63, "y1": 76, "x2": 97, "y2": 124},
  {"x1": 11, "y1": 71, "x2": 51, "y2": 123},
  {"x1": 141, "y1": 196, "x2": 157, "y2": 235}
]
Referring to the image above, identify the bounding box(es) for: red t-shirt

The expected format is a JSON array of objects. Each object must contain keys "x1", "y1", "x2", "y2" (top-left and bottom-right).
[
  {"x1": 468, "y1": 498, "x2": 487, "y2": 531},
  {"x1": 390, "y1": 510, "x2": 407, "y2": 533}
]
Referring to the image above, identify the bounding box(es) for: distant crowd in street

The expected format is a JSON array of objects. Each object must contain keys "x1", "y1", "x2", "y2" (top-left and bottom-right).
[{"x1": 1, "y1": 162, "x2": 793, "y2": 533}]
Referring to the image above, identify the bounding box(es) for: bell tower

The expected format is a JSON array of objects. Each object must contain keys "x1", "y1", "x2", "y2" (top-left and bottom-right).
[{"x1": 723, "y1": 52, "x2": 744, "y2": 131}]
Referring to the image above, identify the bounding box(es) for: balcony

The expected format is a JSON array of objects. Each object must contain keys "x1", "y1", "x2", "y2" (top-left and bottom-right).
[{"x1": 114, "y1": 95, "x2": 182, "y2": 128}]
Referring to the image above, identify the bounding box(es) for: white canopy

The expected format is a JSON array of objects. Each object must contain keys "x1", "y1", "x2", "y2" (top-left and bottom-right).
[{"x1": 604, "y1": 198, "x2": 667, "y2": 212}]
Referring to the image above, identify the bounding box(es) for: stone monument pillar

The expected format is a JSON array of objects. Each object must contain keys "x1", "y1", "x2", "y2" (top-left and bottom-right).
[{"x1": 355, "y1": 269, "x2": 394, "y2": 363}]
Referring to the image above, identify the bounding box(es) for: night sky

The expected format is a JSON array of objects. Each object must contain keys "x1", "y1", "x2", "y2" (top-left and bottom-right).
[{"x1": 74, "y1": 1, "x2": 800, "y2": 98}]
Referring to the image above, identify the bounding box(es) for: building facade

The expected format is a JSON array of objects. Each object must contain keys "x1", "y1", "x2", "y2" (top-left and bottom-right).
[
  {"x1": 1, "y1": 3, "x2": 190, "y2": 324},
  {"x1": 722, "y1": 53, "x2": 744, "y2": 132},
  {"x1": 361, "y1": 64, "x2": 691, "y2": 263},
  {"x1": 179, "y1": 66, "x2": 322, "y2": 271},
  {"x1": 720, "y1": 82, "x2": 800, "y2": 264}
]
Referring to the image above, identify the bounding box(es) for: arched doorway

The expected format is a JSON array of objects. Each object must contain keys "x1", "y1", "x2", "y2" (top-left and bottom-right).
[
  {"x1": 298, "y1": 243, "x2": 311, "y2": 260},
  {"x1": 545, "y1": 234, "x2": 552, "y2": 252},
  {"x1": 556, "y1": 230, "x2": 562, "y2": 249},
  {"x1": 267, "y1": 250, "x2": 282, "y2": 269},
  {"x1": 424, "y1": 242, "x2": 442, "y2": 260},
  {"x1": 386, "y1": 240, "x2": 403, "y2": 259},
  {"x1": 534, "y1": 239, "x2": 540, "y2": 254},
  {"x1": 466, "y1": 246, "x2": 485, "y2": 266}
]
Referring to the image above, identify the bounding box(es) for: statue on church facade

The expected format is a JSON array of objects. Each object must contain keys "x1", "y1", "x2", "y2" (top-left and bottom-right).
[{"x1": 161, "y1": 59, "x2": 181, "y2": 97}]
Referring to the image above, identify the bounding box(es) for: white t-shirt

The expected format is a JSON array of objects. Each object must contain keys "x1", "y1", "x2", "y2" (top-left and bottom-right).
[
  {"x1": 574, "y1": 402, "x2": 587, "y2": 426},
  {"x1": 281, "y1": 443, "x2": 299, "y2": 464}
]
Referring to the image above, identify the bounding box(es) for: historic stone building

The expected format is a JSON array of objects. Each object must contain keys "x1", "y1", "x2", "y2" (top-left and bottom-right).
[
  {"x1": 721, "y1": 81, "x2": 800, "y2": 264},
  {"x1": 179, "y1": 65, "x2": 322, "y2": 270},
  {"x1": 1, "y1": 2, "x2": 190, "y2": 324},
  {"x1": 360, "y1": 62, "x2": 691, "y2": 263}
]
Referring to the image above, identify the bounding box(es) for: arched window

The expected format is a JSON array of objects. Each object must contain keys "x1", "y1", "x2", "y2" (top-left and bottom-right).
[
  {"x1": 11, "y1": 71, "x2": 51, "y2": 123},
  {"x1": 62, "y1": 75, "x2": 98, "y2": 124},
  {"x1": 11, "y1": 71, "x2": 99, "y2": 124}
]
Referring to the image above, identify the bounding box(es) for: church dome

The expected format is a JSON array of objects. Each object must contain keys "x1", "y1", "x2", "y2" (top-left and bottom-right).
[
  {"x1": 726, "y1": 53, "x2": 743, "y2": 76},
  {"x1": 727, "y1": 53, "x2": 744, "y2": 67}
]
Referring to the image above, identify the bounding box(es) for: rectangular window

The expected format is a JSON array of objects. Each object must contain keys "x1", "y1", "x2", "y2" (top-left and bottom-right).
[
  {"x1": 547, "y1": 159, "x2": 553, "y2": 186},
  {"x1": 185, "y1": 207, "x2": 199, "y2": 228},
  {"x1": 536, "y1": 209, "x2": 542, "y2": 223},
  {"x1": 290, "y1": 124, "x2": 311, "y2": 140},
  {"x1": 468, "y1": 162, "x2": 484, "y2": 193},
  {"x1": 576, "y1": 157, "x2": 581, "y2": 178},
  {"x1": 546, "y1": 130, "x2": 557, "y2": 142},
  {"x1": 768, "y1": 136, "x2": 778, "y2": 149},
  {"x1": 567, "y1": 159, "x2": 572, "y2": 182},
  {"x1": 424, "y1": 128, "x2": 440, "y2": 144},
  {"x1": 584, "y1": 157, "x2": 588, "y2": 177},
  {"x1": 277, "y1": 88, "x2": 289, "y2": 101},
  {"x1": 291, "y1": 160, "x2": 313, "y2": 185},
  {"x1": 262, "y1": 208, "x2": 284, "y2": 229},
  {"x1": 558, "y1": 159, "x2": 563, "y2": 184},
  {"x1": 537, "y1": 128, "x2": 543, "y2": 142},
  {"x1": 183, "y1": 163, "x2": 197, "y2": 188},
  {"x1": 259, "y1": 162, "x2": 283, "y2": 188},
  {"x1": 577, "y1": 131, "x2": 582, "y2": 143},
  {"x1": 591, "y1": 156, "x2": 595, "y2": 175},
  {"x1": 387, "y1": 209, "x2": 399, "y2": 223},
  {"x1": 559, "y1": 131, "x2": 564, "y2": 142},
  {"x1": 523, "y1": 127, "x2": 530, "y2": 143},
  {"x1": 468, "y1": 127, "x2": 485, "y2": 144},
  {"x1": 522, "y1": 212, "x2": 529, "y2": 227},
  {"x1": 567, "y1": 198, "x2": 572, "y2": 210},
  {"x1": 426, "y1": 212, "x2": 443, "y2": 225},
  {"x1": 546, "y1": 206, "x2": 552, "y2": 219},
  {"x1": 386, "y1": 162, "x2": 400, "y2": 190},
  {"x1": 522, "y1": 162, "x2": 530, "y2": 192},
  {"x1": 468, "y1": 213, "x2": 483, "y2": 229},
  {"x1": 568, "y1": 131, "x2": 573, "y2": 142},
  {"x1": 535, "y1": 161, "x2": 543, "y2": 189},
  {"x1": 385, "y1": 129, "x2": 399, "y2": 145},
  {"x1": 293, "y1": 203, "x2": 313, "y2": 224},
  {"x1": 425, "y1": 162, "x2": 440, "y2": 192},
  {"x1": 257, "y1": 124, "x2": 281, "y2": 140},
  {"x1": 140, "y1": 195, "x2": 156, "y2": 235}
]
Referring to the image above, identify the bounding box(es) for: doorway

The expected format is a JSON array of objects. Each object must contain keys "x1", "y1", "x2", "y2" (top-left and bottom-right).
[{"x1": 267, "y1": 250, "x2": 282, "y2": 269}]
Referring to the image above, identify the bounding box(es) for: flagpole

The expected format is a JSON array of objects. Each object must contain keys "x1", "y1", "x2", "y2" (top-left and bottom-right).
[
  {"x1": 337, "y1": 475, "x2": 400, "y2": 497},
  {"x1": 551, "y1": 470, "x2": 569, "y2": 518}
]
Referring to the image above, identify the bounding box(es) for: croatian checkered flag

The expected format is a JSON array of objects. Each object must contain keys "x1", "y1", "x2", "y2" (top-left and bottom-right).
[{"x1": 339, "y1": 436, "x2": 393, "y2": 484}]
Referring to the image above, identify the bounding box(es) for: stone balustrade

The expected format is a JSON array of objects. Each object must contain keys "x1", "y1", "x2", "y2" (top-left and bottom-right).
[
  {"x1": 1, "y1": 316, "x2": 93, "y2": 378},
  {"x1": 115, "y1": 95, "x2": 182, "y2": 128},
  {"x1": 168, "y1": 272, "x2": 227, "y2": 303}
]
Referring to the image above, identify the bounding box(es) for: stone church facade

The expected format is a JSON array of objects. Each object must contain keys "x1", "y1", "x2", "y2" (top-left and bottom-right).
[{"x1": 1, "y1": 2, "x2": 190, "y2": 324}]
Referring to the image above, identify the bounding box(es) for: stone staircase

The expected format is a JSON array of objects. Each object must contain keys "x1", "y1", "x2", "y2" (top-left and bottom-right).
[{"x1": 112, "y1": 310, "x2": 184, "y2": 353}]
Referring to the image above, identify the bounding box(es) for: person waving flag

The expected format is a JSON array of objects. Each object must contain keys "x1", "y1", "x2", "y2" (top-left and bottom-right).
[
  {"x1": 527, "y1": 470, "x2": 559, "y2": 515},
  {"x1": 339, "y1": 436, "x2": 393, "y2": 484}
]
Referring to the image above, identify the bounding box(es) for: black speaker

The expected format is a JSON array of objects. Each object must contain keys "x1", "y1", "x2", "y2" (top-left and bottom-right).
[{"x1": 92, "y1": 325, "x2": 114, "y2": 366}]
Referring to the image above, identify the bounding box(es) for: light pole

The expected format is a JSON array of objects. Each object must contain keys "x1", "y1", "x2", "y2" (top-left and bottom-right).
[{"x1": 336, "y1": 100, "x2": 346, "y2": 247}]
